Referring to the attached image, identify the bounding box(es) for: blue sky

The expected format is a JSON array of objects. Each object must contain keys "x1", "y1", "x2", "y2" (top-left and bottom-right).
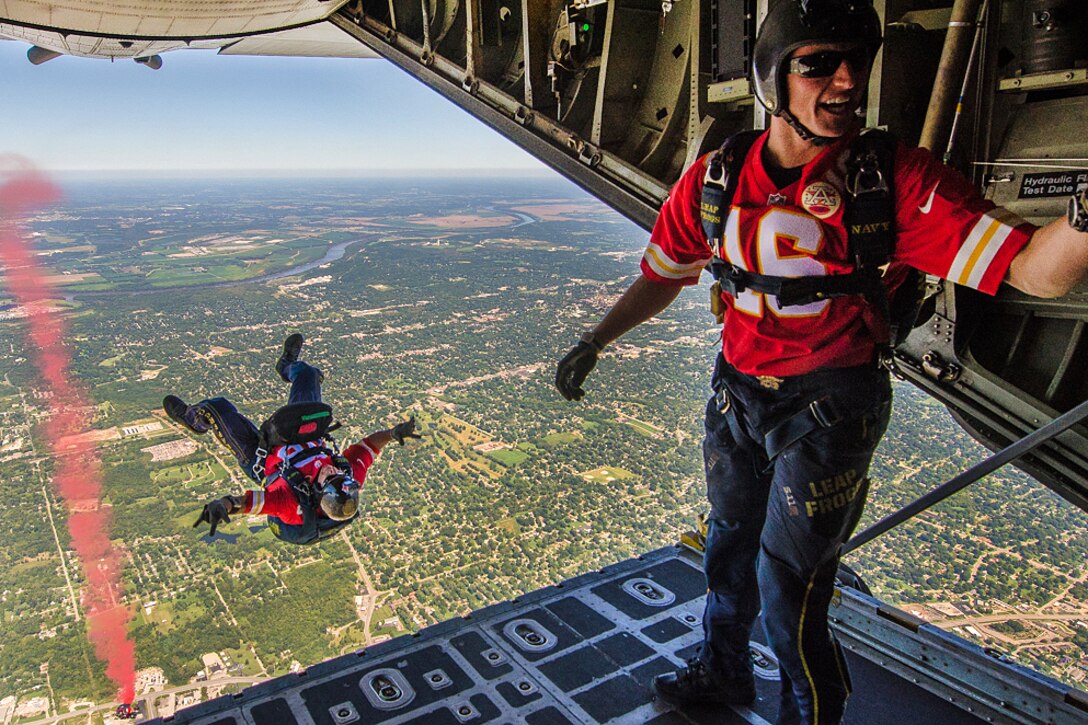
[{"x1": 0, "y1": 41, "x2": 547, "y2": 175}]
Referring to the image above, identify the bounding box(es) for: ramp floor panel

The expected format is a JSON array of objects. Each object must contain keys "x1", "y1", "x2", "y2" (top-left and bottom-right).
[{"x1": 151, "y1": 547, "x2": 985, "y2": 725}]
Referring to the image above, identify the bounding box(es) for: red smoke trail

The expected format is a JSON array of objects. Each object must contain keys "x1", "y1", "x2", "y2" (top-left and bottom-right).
[{"x1": 0, "y1": 158, "x2": 136, "y2": 703}]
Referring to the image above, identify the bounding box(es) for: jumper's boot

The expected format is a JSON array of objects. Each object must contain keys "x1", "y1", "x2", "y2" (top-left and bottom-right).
[
  {"x1": 680, "y1": 512, "x2": 709, "y2": 553},
  {"x1": 653, "y1": 658, "x2": 756, "y2": 706},
  {"x1": 276, "y1": 333, "x2": 305, "y2": 383},
  {"x1": 162, "y1": 395, "x2": 211, "y2": 434}
]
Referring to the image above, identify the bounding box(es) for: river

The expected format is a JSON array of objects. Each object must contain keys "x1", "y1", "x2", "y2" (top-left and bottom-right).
[
  {"x1": 65, "y1": 208, "x2": 540, "y2": 299},
  {"x1": 64, "y1": 238, "x2": 360, "y2": 299}
]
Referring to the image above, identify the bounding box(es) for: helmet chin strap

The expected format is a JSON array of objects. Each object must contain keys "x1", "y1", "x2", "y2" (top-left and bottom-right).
[{"x1": 778, "y1": 108, "x2": 836, "y2": 147}]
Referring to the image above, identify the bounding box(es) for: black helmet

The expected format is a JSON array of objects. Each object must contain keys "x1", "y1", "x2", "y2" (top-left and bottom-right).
[
  {"x1": 319, "y1": 473, "x2": 359, "y2": 522},
  {"x1": 751, "y1": 0, "x2": 883, "y2": 115}
]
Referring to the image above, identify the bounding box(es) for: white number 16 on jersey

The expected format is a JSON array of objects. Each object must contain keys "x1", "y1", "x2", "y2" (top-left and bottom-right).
[{"x1": 723, "y1": 208, "x2": 831, "y2": 318}]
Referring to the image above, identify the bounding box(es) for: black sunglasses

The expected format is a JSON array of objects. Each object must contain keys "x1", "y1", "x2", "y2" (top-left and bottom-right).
[{"x1": 787, "y1": 47, "x2": 871, "y2": 78}]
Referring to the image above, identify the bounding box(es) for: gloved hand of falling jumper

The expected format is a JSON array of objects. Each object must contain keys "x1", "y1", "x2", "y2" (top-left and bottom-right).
[
  {"x1": 193, "y1": 495, "x2": 241, "y2": 536},
  {"x1": 555, "y1": 341, "x2": 600, "y2": 401},
  {"x1": 392, "y1": 416, "x2": 422, "y2": 445}
]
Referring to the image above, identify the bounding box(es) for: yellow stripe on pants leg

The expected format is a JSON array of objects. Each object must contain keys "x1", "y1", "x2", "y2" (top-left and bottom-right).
[{"x1": 798, "y1": 573, "x2": 820, "y2": 724}]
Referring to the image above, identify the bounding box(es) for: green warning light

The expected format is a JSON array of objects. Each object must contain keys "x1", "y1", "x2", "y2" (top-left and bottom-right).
[{"x1": 581, "y1": 22, "x2": 591, "y2": 31}]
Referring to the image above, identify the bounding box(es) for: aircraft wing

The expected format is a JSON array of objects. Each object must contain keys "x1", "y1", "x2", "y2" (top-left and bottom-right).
[
  {"x1": 0, "y1": 1, "x2": 378, "y2": 60},
  {"x1": 216, "y1": 23, "x2": 377, "y2": 58}
]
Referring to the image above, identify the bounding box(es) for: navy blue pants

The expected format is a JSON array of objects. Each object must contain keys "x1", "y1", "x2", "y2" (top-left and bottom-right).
[
  {"x1": 188, "y1": 360, "x2": 324, "y2": 483},
  {"x1": 699, "y1": 355, "x2": 890, "y2": 725}
]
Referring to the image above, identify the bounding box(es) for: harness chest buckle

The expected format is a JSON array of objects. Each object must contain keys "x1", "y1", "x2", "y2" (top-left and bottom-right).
[
  {"x1": 252, "y1": 447, "x2": 268, "y2": 478},
  {"x1": 847, "y1": 151, "x2": 889, "y2": 198}
]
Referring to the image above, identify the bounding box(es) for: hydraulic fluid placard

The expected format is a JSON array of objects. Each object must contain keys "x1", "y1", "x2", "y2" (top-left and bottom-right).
[{"x1": 1018, "y1": 170, "x2": 1088, "y2": 198}]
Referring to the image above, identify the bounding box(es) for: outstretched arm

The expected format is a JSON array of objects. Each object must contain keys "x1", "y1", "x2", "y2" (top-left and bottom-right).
[
  {"x1": 556, "y1": 275, "x2": 683, "y2": 401},
  {"x1": 361, "y1": 417, "x2": 421, "y2": 454},
  {"x1": 192, "y1": 494, "x2": 243, "y2": 536},
  {"x1": 365, "y1": 429, "x2": 395, "y2": 453},
  {"x1": 1006, "y1": 216, "x2": 1088, "y2": 298},
  {"x1": 587, "y1": 274, "x2": 684, "y2": 347}
]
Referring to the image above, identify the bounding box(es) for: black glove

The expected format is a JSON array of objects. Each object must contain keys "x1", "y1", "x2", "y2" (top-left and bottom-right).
[
  {"x1": 556, "y1": 342, "x2": 599, "y2": 401},
  {"x1": 392, "y1": 416, "x2": 422, "y2": 445},
  {"x1": 193, "y1": 496, "x2": 238, "y2": 536}
]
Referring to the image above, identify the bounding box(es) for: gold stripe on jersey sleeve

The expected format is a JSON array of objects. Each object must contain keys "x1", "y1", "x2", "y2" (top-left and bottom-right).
[
  {"x1": 949, "y1": 209, "x2": 1023, "y2": 288},
  {"x1": 956, "y1": 220, "x2": 1002, "y2": 285},
  {"x1": 642, "y1": 242, "x2": 708, "y2": 281}
]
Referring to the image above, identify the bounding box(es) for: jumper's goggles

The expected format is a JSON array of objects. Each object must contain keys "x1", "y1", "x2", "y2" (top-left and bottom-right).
[
  {"x1": 321, "y1": 471, "x2": 358, "y2": 496},
  {"x1": 788, "y1": 46, "x2": 871, "y2": 78}
]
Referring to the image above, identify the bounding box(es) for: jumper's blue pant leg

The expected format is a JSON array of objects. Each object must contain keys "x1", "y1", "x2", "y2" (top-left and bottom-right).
[
  {"x1": 700, "y1": 391, "x2": 769, "y2": 681},
  {"x1": 758, "y1": 400, "x2": 886, "y2": 725},
  {"x1": 192, "y1": 397, "x2": 261, "y2": 483},
  {"x1": 285, "y1": 360, "x2": 323, "y2": 404},
  {"x1": 699, "y1": 359, "x2": 891, "y2": 725}
]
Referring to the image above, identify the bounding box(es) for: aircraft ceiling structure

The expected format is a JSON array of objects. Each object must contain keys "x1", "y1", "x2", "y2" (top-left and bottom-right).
[{"x1": 0, "y1": 0, "x2": 379, "y2": 59}]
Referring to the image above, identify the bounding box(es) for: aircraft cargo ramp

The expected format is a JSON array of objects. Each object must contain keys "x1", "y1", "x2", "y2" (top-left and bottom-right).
[{"x1": 147, "y1": 547, "x2": 1085, "y2": 725}]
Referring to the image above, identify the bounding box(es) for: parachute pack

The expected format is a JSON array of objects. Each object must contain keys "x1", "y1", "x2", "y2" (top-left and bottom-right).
[{"x1": 257, "y1": 401, "x2": 340, "y2": 449}]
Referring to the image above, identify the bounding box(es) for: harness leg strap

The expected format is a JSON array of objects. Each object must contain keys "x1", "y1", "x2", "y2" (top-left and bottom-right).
[{"x1": 764, "y1": 397, "x2": 843, "y2": 460}]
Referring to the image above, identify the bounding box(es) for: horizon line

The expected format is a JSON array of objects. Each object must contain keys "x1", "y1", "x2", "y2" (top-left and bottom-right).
[{"x1": 47, "y1": 167, "x2": 558, "y2": 179}]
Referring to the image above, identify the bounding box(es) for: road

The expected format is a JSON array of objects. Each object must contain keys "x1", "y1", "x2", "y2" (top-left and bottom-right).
[
  {"x1": 40, "y1": 480, "x2": 81, "y2": 622},
  {"x1": 20, "y1": 676, "x2": 266, "y2": 725},
  {"x1": 339, "y1": 529, "x2": 387, "y2": 646}
]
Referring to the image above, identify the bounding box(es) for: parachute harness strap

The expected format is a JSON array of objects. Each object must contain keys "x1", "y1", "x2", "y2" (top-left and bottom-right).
[
  {"x1": 701, "y1": 131, "x2": 763, "y2": 322},
  {"x1": 276, "y1": 440, "x2": 336, "y2": 508},
  {"x1": 700, "y1": 130, "x2": 762, "y2": 252},
  {"x1": 843, "y1": 130, "x2": 898, "y2": 348},
  {"x1": 706, "y1": 129, "x2": 900, "y2": 327}
]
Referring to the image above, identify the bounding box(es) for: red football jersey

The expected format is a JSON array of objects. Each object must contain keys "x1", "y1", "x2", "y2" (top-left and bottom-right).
[
  {"x1": 243, "y1": 439, "x2": 377, "y2": 524},
  {"x1": 642, "y1": 130, "x2": 1035, "y2": 376}
]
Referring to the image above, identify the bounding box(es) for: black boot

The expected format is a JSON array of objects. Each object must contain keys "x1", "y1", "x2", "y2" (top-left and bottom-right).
[
  {"x1": 276, "y1": 333, "x2": 304, "y2": 383},
  {"x1": 162, "y1": 395, "x2": 210, "y2": 434},
  {"x1": 653, "y1": 657, "x2": 756, "y2": 706}
]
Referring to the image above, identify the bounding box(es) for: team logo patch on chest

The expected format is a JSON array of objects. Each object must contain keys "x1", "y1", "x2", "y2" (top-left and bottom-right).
[{"x1": 800, "y1": 181, "x2": 842, "y2": 219}]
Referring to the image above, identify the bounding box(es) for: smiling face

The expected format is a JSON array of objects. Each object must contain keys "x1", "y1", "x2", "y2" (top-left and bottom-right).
[{"x1": 784, "y1": 41, "x2": 869, "y2": 140}]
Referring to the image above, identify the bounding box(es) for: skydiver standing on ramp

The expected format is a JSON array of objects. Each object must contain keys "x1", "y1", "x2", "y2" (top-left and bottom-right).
[
  {"x1": 165, "y1": 334, "x2": 421, "y2": 545},
  {"x1": 555, "y1": 0, "x2": 1088, "y2": 722}
]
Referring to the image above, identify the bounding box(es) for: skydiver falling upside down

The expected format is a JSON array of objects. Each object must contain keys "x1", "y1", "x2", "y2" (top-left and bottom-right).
[{"x1": 164, "y1": 334, "x2": 421, "y2": 545}]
